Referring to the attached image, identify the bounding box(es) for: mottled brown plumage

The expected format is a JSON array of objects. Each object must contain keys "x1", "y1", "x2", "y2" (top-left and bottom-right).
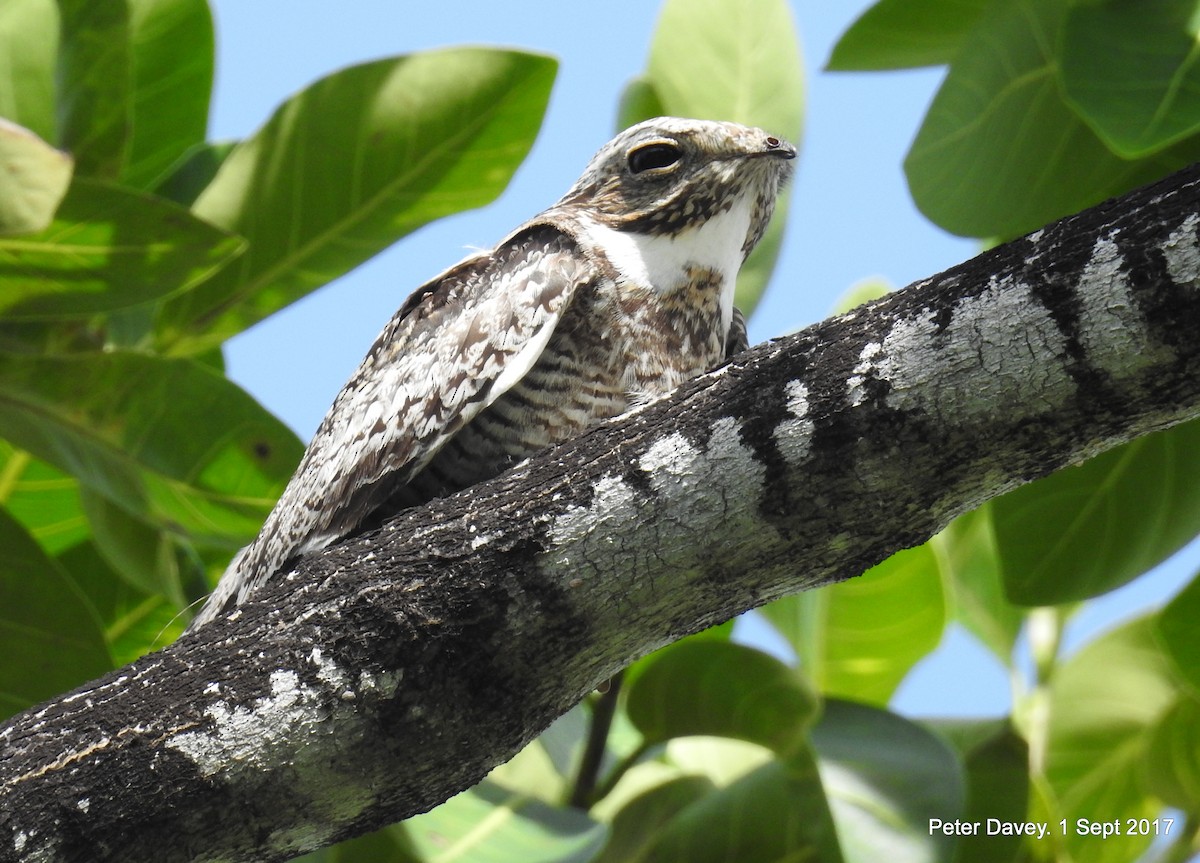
[{"x1": 190, "y1": 117, "x2": 794, "y2": 628}]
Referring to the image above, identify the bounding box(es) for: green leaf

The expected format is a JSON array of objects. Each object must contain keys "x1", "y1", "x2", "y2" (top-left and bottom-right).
[
  {"x1": 830, "y1": 277, "x2": 892, "y2": 314},
  {"x1": 615, "y1": 76, "x2": 667, "y2": 133},
  {"x1": 928, "y1": 716, "x2": 1011, "y2": 755},
  {"x1": 1141, "y1": 695, "x2": 1200, "y2": 811},
  {"x1": 404, "y1": 781, "x2": 607, "y2": 863},
  {"x1": 811, "y1": 701, "x2": 965, "y2": 863},
  {"x1": 0, "y1": 506, "x2": 110, "y2": 720},
  {"x1": 0, "y1": 119, "x2": 73, "y2": 235},
  {"x1": 1156, "y1": 569, "x2": 1200, "y2": 695},
  {"x1": 625, "y1": 640, "x2": 817, "y2": 754},
  {"x1": 1043, "y1": 616, "x2": 1178, "y2": 863},
  {"x1": 79, "y1": 486, "x2": 183, "y2": 602},
  {"x1": 905, "y1": 0, "x2": 1148, "y2": 239},
  {"x1": 994, "y1": 420, "x2": 1200, "y2": 606},
  {"x1": 55, "y1": 539, "x2": 186, "y2": 665},
  {"x1": 0, "y1": 178, "x2": 244, "y2": 320},
  {"x1": 0, "y1": 441, "x2": 89, "y2": 553},
  {"x1": 592, "y1": 775, "x2": 715, "y2": 863},
  {"x1": 0, "y1": 0, "x2": 59, "y2": 141},
  {"x1": 155, "y1": 48, "x2": 557, "y2": 353},
  {"x1": 123, "y1": 0, "x2": 214, "y2": 189},
  {"x1": 637, "y1": 747, "x2": 844, "y2": 863},
  {"x1": 56, "y1": 0, "x2": 132, "y2": 180},
  {"x1": 59, "y1": 0, "x2": 212, "y2": 188},
  {"x1": 153, "y1": 140, "x2": 236, "y2": 207},
  {"x1": 0, "y1": 351, "x2": 303, "y2": 544},
  {"x1": 760, "y1": 544, "x2": 946, "y2": 705},
  {"x1": 828, "y1": 0, "x2": 995, "y2": 71},
  {"x1": 488, "y1": 707, "x2": 587, "y2": 804},
  {"x1": 942, "y1": 723, "x2": 1030, "y2": 863},
  {"x1": 665, "y1": 736, "x2": 774, "y2": 788},
  {"x1": 933, "y1": 506, "x2": 1023, "y2": 661},
  {"x1": 641, "y1": 0, "x2": 803, "y2": 137},
  {"x1": 1060, "y1": 0, "x2": 1200, "y2": 158},
  {"x1": 317, "y1": 825, "x2": 420, "y2": 863},
  {"x1": 630, "y1": 0, "x2": 804, "y2": 318}
]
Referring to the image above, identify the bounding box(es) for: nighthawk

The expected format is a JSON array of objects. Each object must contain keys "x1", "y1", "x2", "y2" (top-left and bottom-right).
[{"x1": 190, "y1": 117, "x2": 795, "y2": 629}]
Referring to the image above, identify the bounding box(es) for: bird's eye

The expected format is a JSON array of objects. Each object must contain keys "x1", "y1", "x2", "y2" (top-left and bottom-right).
[{"x1": 628, "y1": 142, "x2": 682, "y2": 174}]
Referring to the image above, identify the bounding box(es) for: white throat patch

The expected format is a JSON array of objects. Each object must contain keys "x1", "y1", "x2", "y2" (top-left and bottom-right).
[{"x1": 584, "y1": 197, "x2": 754, "y2": 334}]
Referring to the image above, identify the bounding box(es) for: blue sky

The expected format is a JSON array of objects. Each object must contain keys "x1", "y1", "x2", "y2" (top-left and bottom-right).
[{"x1": 210, "y1": 2, "x2": 1199, "y2": 718}]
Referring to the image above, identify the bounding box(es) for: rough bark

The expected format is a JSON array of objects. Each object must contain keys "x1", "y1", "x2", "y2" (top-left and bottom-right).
[{"x1": 3, "y1": 164, "x2": 1200, "y2": 863}]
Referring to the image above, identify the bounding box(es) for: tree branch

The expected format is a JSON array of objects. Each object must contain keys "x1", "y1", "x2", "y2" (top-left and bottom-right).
[{"x1": 4, "y1": 164, "x2": 1200, "y2": 863}]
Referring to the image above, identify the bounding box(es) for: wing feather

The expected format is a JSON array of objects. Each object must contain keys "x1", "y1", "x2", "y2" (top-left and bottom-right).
[{"x1": 192, "y1": 223, "x2": 594, "y2": 625}]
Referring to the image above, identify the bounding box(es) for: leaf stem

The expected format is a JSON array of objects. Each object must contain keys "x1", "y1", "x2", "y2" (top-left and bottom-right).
[
  {"x1": 568, "y1": 670, "x2": 624, "y2": 809},
  {"x1": 590, "y1": 740, "x2": 652, "y2": 806}
]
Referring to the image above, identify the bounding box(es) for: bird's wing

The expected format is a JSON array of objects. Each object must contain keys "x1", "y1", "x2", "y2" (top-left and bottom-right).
[{"x1": 196, "y1": 223, "x2": 595, "y2": 623}]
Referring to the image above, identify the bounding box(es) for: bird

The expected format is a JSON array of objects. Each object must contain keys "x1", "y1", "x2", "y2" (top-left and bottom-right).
[{"x1": 189, "y1": 117, "x2": 795, "y2": 629}]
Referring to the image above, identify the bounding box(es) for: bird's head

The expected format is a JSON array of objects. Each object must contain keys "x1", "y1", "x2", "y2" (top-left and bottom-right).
[{"x1": 557, "y1": 117, "x2": 796, "y2": 257}]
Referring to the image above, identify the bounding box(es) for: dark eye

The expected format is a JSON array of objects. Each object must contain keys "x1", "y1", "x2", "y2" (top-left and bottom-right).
[{"x1": 628, "y1": 142, "x2": 682, "y2": 174}]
